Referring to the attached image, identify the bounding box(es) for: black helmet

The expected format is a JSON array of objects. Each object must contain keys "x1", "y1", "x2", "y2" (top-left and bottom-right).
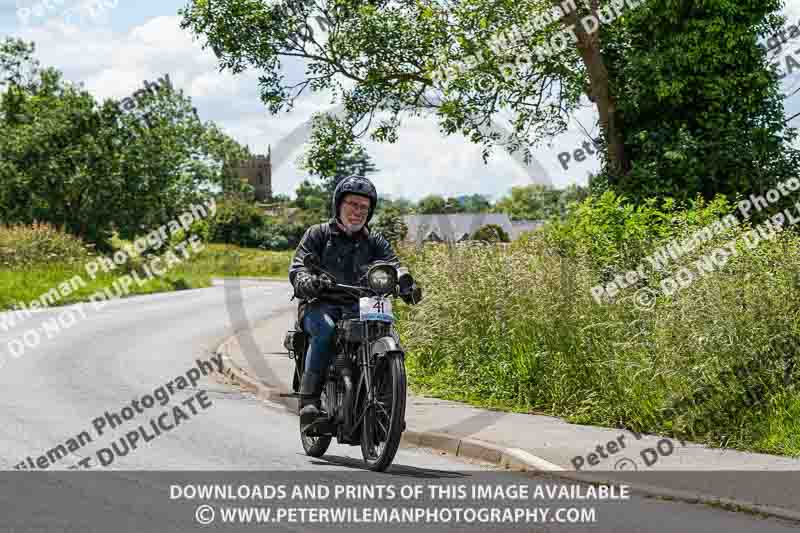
[{"x1": 332, "y1": 175, "x2": 378, "y2": 225}]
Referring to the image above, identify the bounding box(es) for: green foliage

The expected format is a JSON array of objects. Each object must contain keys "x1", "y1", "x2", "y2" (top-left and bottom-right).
[
  {"x1": 292, "y1": 179, "x2": 329, "y2": 222},
  {"x1": 377, "y1": 197, "x2": 414, "y2": 216},
  {"x1": 0, "y1": 244, "x2": 294, "y2": 311},
  {"x1": 605, "y1": 0, "x2": 800, "y2": 203},
  {"x1": 396, "y1": 203, "x2": 800, "y2": 454},
  {"x1": 418, "y1": 195, "x2": 447, "y2": 214},
  {"x1": 205, "y1": 198, "x2": 305, "y2": 250},
  {"x1": 459, "y1": 194, "x2": 491, "y2": 213},
  {"x1": 0, "y1": 221, "x2": 93, "y2": 270},
  {"x1": 251, "y1": 221, "x2": 306, "y2": 250},
  {"x1": 372, "y1": 207, "x2": 408, "y2": 245},
  {"x1": 168, "y1": 217, "x2": 211, "y2": 248},
  {"x1": 208, "y1": 199, "x2": 266, "y2": 246},
  {"x1": 0, "y1": 37, "x2": 250, "y2": 251},
  {"x1": 493, "y1": 184, "x2": 589, "y2": 221},
  {"x1": 543, "y1": 191, "x2": 736, "y2": 275},
  {"x1": 301, "y1": 141, "x2": 378, "y2": 193},
  {"x1": 181, "y1": 0, "x2": 800, "y2": 215},
  {"x1": 297, "y1": 135, "x2": 379, "y2": 219},
  {"x1": 471, "y1": 223, "x2": 509, "y2": 243}
]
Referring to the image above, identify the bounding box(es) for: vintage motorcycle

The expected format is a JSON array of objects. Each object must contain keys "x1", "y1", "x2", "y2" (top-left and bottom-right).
[{"x1": 282, "y1": 254, "x2": 422, "y2": 472}]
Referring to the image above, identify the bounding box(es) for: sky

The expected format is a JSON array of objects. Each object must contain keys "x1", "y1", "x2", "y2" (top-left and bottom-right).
[{"x1": 1, "y1": 0, "x2": 799, "y2": 201}]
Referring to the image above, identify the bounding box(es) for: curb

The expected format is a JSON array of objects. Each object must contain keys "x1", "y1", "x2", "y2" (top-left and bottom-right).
[{"x1": 214, "y1": 335, "x2": 800, "y2": 525}]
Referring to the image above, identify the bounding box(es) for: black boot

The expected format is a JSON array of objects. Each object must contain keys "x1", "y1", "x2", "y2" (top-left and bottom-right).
[{"x1": 299, "y1": 370, "x2": 323, "y2": 427}]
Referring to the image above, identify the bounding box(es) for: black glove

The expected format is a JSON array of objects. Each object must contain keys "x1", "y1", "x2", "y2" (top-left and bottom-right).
[
  {"x1": 295, "y1": 271, "x2": 322, "y2": 300},
  {"x1": 399, "y1": 283, "x2": 423, "y2": 305}
]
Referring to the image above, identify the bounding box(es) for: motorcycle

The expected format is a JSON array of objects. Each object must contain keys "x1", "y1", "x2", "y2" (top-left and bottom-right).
[{"x1": 282, "y1": 253, "x2": 422, "y2": 472}]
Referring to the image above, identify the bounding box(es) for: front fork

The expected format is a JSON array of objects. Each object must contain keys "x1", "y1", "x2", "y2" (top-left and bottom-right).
[
  {"x1": 347, "y1": 322, "x2": 375, "y2": 439},
  {"x1": 361, "y1": 321, "x2": 375, "y2": 406}
]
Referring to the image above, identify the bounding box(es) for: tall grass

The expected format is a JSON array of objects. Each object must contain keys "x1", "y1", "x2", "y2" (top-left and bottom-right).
[
  {"x1": 0, "y1": 222, "x2": 93, "y2": 270},
  {"x1": 395, "y1": 213, "x2": 800, "y2": 456}
]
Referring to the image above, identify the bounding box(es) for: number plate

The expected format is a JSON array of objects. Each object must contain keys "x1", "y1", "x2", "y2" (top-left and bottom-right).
[{"x1": 359, "y1": 297, "x2": 393, "y2": 322}]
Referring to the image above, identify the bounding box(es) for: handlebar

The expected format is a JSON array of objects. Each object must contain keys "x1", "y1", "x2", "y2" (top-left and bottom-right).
[{"x1": 317, "y1": 274, "x2": 389, "y2": 298}]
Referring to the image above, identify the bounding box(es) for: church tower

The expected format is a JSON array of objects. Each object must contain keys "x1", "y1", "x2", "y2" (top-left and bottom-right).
[{"x1": 226, "y1": 146, "x2": 272, "y2": 202}]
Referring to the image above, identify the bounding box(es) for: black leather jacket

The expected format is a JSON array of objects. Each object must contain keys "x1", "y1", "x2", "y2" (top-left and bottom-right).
[{"x1": 289, "y1": 219, "x2": 401, "y2": 307}]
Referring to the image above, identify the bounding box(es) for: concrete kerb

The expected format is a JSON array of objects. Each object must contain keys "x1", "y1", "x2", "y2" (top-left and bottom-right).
[{"x1": 213, "y1": 331, "x2": 800, "y2": 525}]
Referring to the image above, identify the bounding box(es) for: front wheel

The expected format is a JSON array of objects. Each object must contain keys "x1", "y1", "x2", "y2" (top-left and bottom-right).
[{"x1": 360, "y1": 353, "x2": 406, "y2": 471}]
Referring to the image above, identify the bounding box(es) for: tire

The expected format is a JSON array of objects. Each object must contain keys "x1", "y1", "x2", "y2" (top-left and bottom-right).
[
  {"x1": 360, "y1": 352, "x2": 406, "y2": 471},
  {"x1": 300, "y1": 381, "x2": 333, "y2": 457}
]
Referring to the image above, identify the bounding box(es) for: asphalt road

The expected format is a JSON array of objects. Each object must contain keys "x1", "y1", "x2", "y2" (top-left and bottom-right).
[{"x1": 0, "y1": 281, "x2": 797, "y2": 532}]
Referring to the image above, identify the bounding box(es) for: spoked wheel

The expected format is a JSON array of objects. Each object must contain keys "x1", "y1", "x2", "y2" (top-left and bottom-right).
[
  {"x1": 360, "y1": 353, "x2": 406, "y2": 471},
  {"x1": 300, "y1": 381, "x2": 334, "y2": 457}
]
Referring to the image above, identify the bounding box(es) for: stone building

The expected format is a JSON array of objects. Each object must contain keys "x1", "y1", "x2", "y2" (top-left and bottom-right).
[{"x1": 227, "y1": 146, "x2": 272, "y2": 202}]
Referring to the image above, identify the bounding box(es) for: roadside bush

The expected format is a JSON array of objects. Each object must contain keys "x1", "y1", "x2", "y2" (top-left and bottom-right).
[
  {"x1": 167, "y1": 217, "x2": 212, "y2": 251},
  {"x1": 542, "y1": 191, "x2": 735, "y2": 277},
  {"x1": 248, "y1": 221, "x2": 306, "y2": 250},
  {"x1": 396, "y1": 194, "x2": 800, "y2": 456},
  {"x1": 208, "y1": 199, "x2": 266, "y2": 246},
  {"x1": 0, "y1": 222, "x2": 93, "y2": 270}
]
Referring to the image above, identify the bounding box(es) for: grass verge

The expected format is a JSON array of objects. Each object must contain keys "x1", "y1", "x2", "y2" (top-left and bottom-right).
[{"x1": 0, "y1": 242, "x2": 292, "y2": 311}]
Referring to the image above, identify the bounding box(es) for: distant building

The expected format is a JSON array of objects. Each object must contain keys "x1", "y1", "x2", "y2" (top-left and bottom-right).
[
  {"x1": 226, "y1": 146, "x2": 272, "y2": 202},
  {"x1": 402, "y1": 214, "x2": 544, "y2": 243}
]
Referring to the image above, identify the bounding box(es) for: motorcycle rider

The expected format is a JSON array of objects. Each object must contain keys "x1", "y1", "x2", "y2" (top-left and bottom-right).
[{"x1": 289, "y1": 175, "x2": 418, "y2": 427}]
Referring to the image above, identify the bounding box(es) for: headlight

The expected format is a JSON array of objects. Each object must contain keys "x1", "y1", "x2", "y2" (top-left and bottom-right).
[{"x1": 368, "y1": 265, "x2": 397, "y2": 292}]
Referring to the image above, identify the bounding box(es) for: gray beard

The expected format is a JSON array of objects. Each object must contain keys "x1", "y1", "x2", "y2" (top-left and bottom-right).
[{"x1": 341, "y1": 221, "x2": 365, "y2": 234}]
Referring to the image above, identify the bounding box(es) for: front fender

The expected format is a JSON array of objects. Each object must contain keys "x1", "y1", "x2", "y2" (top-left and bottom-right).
[
  {"x1": 353, "y1": 336, "x2": 404, "y2": 420},
  {"x1": 371, "y1": 336, "x2": 404, "y2": 359}
]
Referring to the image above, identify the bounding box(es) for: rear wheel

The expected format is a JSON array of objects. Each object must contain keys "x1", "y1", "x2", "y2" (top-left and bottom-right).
[
  {"x1": 300, "y1": 381, "x2": 333, "y2": 457},
  {"x1": 360, "y1": 353, "x2": 406, "y2": 471}
]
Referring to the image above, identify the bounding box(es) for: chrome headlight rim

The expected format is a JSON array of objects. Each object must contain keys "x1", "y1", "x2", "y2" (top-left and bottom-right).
[{"x1": 367, "y1": 264, "x2": 397, "y2": 293}]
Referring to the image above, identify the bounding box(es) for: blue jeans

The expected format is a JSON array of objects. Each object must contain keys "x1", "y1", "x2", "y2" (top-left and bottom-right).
[{"x1": 302, "y1": 301, "x2": 358, "y2": 373}]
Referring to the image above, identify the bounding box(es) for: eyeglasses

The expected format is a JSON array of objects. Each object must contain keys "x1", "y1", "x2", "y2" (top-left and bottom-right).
[{"x1": 343, "y1": 200, "x2": 370, "y2": 214}]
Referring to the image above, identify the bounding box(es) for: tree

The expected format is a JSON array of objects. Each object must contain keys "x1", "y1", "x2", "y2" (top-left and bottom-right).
[
  {"x1": 298, "y1": 113, "x2": 378, "y2": 192},
  {"x1": 442, "y1": 197, "x2": 465, "y2": 213},
  {"x1": 0, "y1": 37, "x2": 250, "y2": 250},
  {"x1": 292, "y1": 179, "x2": 329, "y2": 224},
  {"x1": 460, "y1": 194, "x2": 492, "y2": 213},
  {"x1": 494, "y1": 183, "x2": 589, "y2": 220},
  {"x1": 372, "y1": 206, "x2": 408, "y2": 245},
  {"x1": 180, "y1": 0, "x2": 797, "y2": 207},
  {"x1": 418, "y1": 195, "x2": 447, "y2": 214},
  {"x1": 471, "y1": 224, "x2": 510, "y2": 243},
  {"x1": 603, "y1": 0, "x2": 800, "y2": 204},
  {"x1": 377, "y1": 196, "x2": 414, "y2": 215},
  {"x1": 494, "y1": 184, "x2": 551, "y2": 220}
]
